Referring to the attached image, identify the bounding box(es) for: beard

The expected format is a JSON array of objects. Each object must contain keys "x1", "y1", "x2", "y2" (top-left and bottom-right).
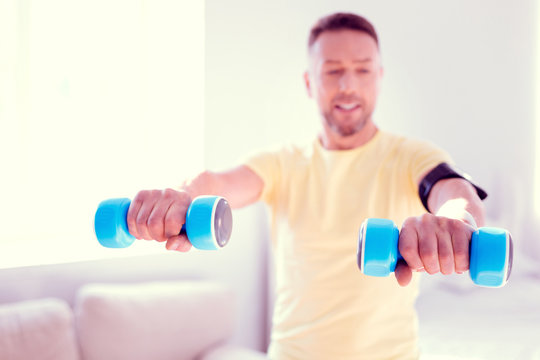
[{"x1": 322, "y1": 108, "x2": 371, "y2": 137}]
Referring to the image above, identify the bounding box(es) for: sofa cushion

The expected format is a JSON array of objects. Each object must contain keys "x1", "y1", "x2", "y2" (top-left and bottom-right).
[
  {"x1": 75, "y1": 281, "x2": 235, "y2": 360},
  {"x1": 0, "y1": 298, "x2": 80, "y2": 360}
]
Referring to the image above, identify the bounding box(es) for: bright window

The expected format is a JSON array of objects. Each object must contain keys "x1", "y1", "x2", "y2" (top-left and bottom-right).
[{"x1": 0, "y1": 0, "x2": 204, "y2": 269}]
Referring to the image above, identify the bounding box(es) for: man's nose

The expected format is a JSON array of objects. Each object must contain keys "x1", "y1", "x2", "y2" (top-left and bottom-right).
[{"x1": 338, "y1": 71, "x2": 356, "y2": 92}]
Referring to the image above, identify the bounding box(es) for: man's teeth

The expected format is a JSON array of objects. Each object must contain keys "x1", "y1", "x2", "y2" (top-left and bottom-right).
[{"x1": 337, "y1": 104, "x2": 358, "y2": 110}]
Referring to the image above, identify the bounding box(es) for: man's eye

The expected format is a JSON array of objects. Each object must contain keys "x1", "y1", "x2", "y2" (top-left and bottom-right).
[
  {"x1": 357, "y1": 69, "x2": 370, "y2": 74},
  {"x1": 326, "y1": 69, "x2": 342, "y2": 75}
]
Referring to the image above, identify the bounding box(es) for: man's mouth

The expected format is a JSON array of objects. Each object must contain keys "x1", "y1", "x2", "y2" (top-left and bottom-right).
[{"x1": 335, "y1": 103, "x2": 361, "y2": 112}]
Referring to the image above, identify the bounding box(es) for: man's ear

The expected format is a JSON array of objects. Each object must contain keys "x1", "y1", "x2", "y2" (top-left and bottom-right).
[{"x1": 303, "y1": 71, "x2": 312, "y2": 98}]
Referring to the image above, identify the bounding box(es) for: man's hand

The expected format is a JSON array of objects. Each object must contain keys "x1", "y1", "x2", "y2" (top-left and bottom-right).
[
  {"x1": 123, "y1": 166, "x2": 264, "y2": 252},
  {"x1": 394, "y1": 213, "x2": 476, "y2": 286},
  {"x1": 126, "y1": 188, "x2": 193, "y2": 252}
]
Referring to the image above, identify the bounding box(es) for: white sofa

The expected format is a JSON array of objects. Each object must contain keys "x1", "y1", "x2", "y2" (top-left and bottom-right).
[{"x1": 0, "y1": 281, "x2": 267, "y2": 360}]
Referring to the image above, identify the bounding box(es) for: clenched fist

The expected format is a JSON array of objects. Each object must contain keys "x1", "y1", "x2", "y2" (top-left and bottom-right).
[
  {"x1": 395, "y1": 213, "x2": 476, "y2": 286},
  {"x1": 126, "y1": 188, "x2": 193, "y2": 252}
]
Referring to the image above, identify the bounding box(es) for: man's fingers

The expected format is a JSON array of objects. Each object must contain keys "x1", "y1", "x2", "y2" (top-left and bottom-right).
[
  {"x1": 395, "y1": 260, "x2": 413, "y2": 287},
  {"x1": 453, "y1": 226, "x2": 472, "y2": 273},
  {"x1": 437, "y1": 229, "x2": 455, "y2": 275},
  {"x1": 418, "y1": 231, "x2": 440, "y2": 274},
  {"x1": 398, "y1": 223, "x2": 424, "y2": 272},
  {"x1": 135, "y1": 198, "x2": 158, "y2": 240},
  {"x1": 164, "y1": 202, "x2": 188, "y2": 239},
  {"x1": 127, "y1": 197, "x2": 144, "y2": 239},
  {"x1": 147, "y1": 199, "x2": 175, "y2": 242},
  {"x1": 397, "y1": 215, "x2": 476, "y2": 278},
  {"x1": 127, "y1": 188, "x2": 192, "y2": 243},
  {"x1": 166, "y1": 235, "x2": 192, "y2": 252}
]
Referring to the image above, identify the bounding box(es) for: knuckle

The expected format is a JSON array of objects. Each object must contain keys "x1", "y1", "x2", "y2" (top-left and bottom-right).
[
  {"x1": 164, "y1": 216, "x2": 177, "y2": 226},
  {"x1": 136, "y1": 216, "x2": 147, "y2": 228},
  {"x1": 131, "y1": 197, "x2": 144, "y2": 209},
  {"x1": 399, "y1": 243, "x2": 416, "y2": 258},
  {"x1": 133, "y1": 190, "x2": 154, "y2": 207},
  {"x1": 164, "y1": 218, "x2": 181, "y2": 235},
  {"x1": 419, "y1": 213, "x2": 434, "y2": 223},
  {"x1": 147, "y1": 216, "x2": 162, "y2": 229},
  {"x1": 177, "y1": 191, "x2": 192, "y2": 204},
  {"x1": 448, "y1": 218, "x2": 461, "y2": 231},
  {"x1": 420, "y1": 249, "x2": 438, "y2": 263},
  {"x1": 438, "y1": 252, "x2": 452, "y2": 264},
  {"x1": 450, "y1": 216, "x2": 460, "y2": 226},
  {"x1": 135, "y1": 189, "x2": 151, "y2": 200},
  {"x1": 437, "y1": 216, "x2": 451, "y2": 231},
  {"x1": 162, "y1": 188, "x2": 178, "y2": 199},
  {"x1": 418, "y1": 214, "x2": 434, "y2": 232},
  {"x1": 454, "y1": 247, "x2": 468, "y2": 259},
  {"x1": 402, "y1": 217, "x2": 416, "y2": 228}
]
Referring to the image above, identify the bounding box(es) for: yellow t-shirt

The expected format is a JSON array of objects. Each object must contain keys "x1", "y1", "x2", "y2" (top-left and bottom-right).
[{"x1": 244, "y1": 130, "x2": 452, "y2": 360}]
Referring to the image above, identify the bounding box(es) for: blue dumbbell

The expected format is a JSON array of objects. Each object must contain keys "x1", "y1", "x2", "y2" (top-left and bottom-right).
[
  {"x1": 357, "y1": 218, "x2": 513, "y2": 287},
  {"x1": 94, "y1": 195, "x2": 232, "y2": 250}
]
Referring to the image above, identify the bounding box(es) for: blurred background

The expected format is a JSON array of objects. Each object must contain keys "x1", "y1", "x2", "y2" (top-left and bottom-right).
[{"x1": 0, "y1": 0, "x2": 539, "y2": 358}]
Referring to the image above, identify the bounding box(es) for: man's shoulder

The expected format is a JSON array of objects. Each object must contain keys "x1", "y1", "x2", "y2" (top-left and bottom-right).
[
  {"x1": 243, "y1": 139, "x2": 314, "y2": 169},
  {"x1": 261, "y1": 139, "x2": 315, "y2": 160},
  {"x1": 378, "y1": 130, "x2": 441, "y2": 153}
]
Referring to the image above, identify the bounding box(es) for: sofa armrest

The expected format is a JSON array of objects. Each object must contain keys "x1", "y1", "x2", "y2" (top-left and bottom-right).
[
  {"x1": 0, "y1": 298, "x2": 79, "y2": 360},
  {"x1": 197, "y1": 344, "x2": 267, "y2": 360}
]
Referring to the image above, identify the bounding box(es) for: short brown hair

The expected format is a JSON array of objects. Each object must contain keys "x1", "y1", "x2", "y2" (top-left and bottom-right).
[{"x1": 308, "y1": 13, "x2": 379, "y2": 49}]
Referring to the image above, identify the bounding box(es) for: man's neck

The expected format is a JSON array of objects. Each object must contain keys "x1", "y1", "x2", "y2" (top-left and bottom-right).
[{"x1": 318, "y1": 122, "x2": 379, "y2": 150}]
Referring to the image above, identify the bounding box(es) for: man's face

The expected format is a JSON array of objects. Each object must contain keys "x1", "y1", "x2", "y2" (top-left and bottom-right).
[{"x1": 305, "y1": 30, "x2": 383, "y2": 137}]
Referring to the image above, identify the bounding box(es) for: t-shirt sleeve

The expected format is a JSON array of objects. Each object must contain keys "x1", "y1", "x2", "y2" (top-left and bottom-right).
[
  {"x1": 408, "y1": 139, "x2": 454, "y2": 186},
  {"x1": 241, "y1": 148, "x2": 282, "y2": 206}
]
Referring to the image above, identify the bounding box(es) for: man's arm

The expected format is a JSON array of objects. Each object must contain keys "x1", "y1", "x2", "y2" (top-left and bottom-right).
[
  {"x1": 395, "y1": 175, "x2": 486, "y2": 286},
  {"x1": 126, "y1": 165, "x2": 264, "y2": 251},
  {"x1": 180, "y1": 165, "x2": 264, "y2": 209}
]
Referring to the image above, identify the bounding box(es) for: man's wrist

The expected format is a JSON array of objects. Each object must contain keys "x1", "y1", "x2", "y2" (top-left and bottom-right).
[
  {"x1": 435, "y1": 199, "x2": 478, "y2": 229},
  {"x1": 457, "y1": 210, "x2": 478, "y2": 229}
]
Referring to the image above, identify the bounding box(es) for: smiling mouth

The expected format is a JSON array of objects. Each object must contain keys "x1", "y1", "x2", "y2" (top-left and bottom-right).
[{"x1": 335, "y1": 103, "x2": 361, "y2": 112}]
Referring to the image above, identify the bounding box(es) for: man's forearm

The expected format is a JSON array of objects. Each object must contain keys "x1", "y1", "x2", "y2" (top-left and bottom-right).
[
  {"x1": 178, "y1": 166, "x2": 264, "y2": 209},
  {"x1": 180, "y1": 171, "x2": 219, "y2": 199}
]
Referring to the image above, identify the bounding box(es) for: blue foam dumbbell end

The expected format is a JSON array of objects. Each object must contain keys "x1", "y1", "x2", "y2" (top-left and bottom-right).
[
  {"x1": 94, "y1": 195, "x2": 232, "y2": 250},
  {"x1": 470, "y1": 227, "x2": 513, "y2": 287},
  {"x1": 184, "y1": 196, "x2": 233, "y2": 250},
  {"x1": 357, "y1": 218, "x2": 400, "y2": 277},
  {"x1": 94, "y1": 198, "x2": 135, "y2": 248}
]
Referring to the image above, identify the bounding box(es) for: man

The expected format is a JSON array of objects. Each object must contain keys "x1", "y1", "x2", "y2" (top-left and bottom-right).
[{"x1": 127, "y1": 13, "x2": 486, "y2": 359}]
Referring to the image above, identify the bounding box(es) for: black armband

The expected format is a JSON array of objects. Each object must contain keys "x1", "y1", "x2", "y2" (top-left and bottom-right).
[{"x1": 418, "y1": 162, "x2": 488, "y2": 212}]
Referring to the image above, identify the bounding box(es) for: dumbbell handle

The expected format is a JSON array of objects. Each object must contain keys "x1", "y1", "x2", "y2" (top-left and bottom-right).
[{"x1": 358, "y1": 218, "x2": 513, "y2": 287}]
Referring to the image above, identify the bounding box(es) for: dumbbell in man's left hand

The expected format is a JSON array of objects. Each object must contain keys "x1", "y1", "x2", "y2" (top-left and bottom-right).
[{"x1": 395, "y1": 177, "x2": 485, "y2": 287}]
